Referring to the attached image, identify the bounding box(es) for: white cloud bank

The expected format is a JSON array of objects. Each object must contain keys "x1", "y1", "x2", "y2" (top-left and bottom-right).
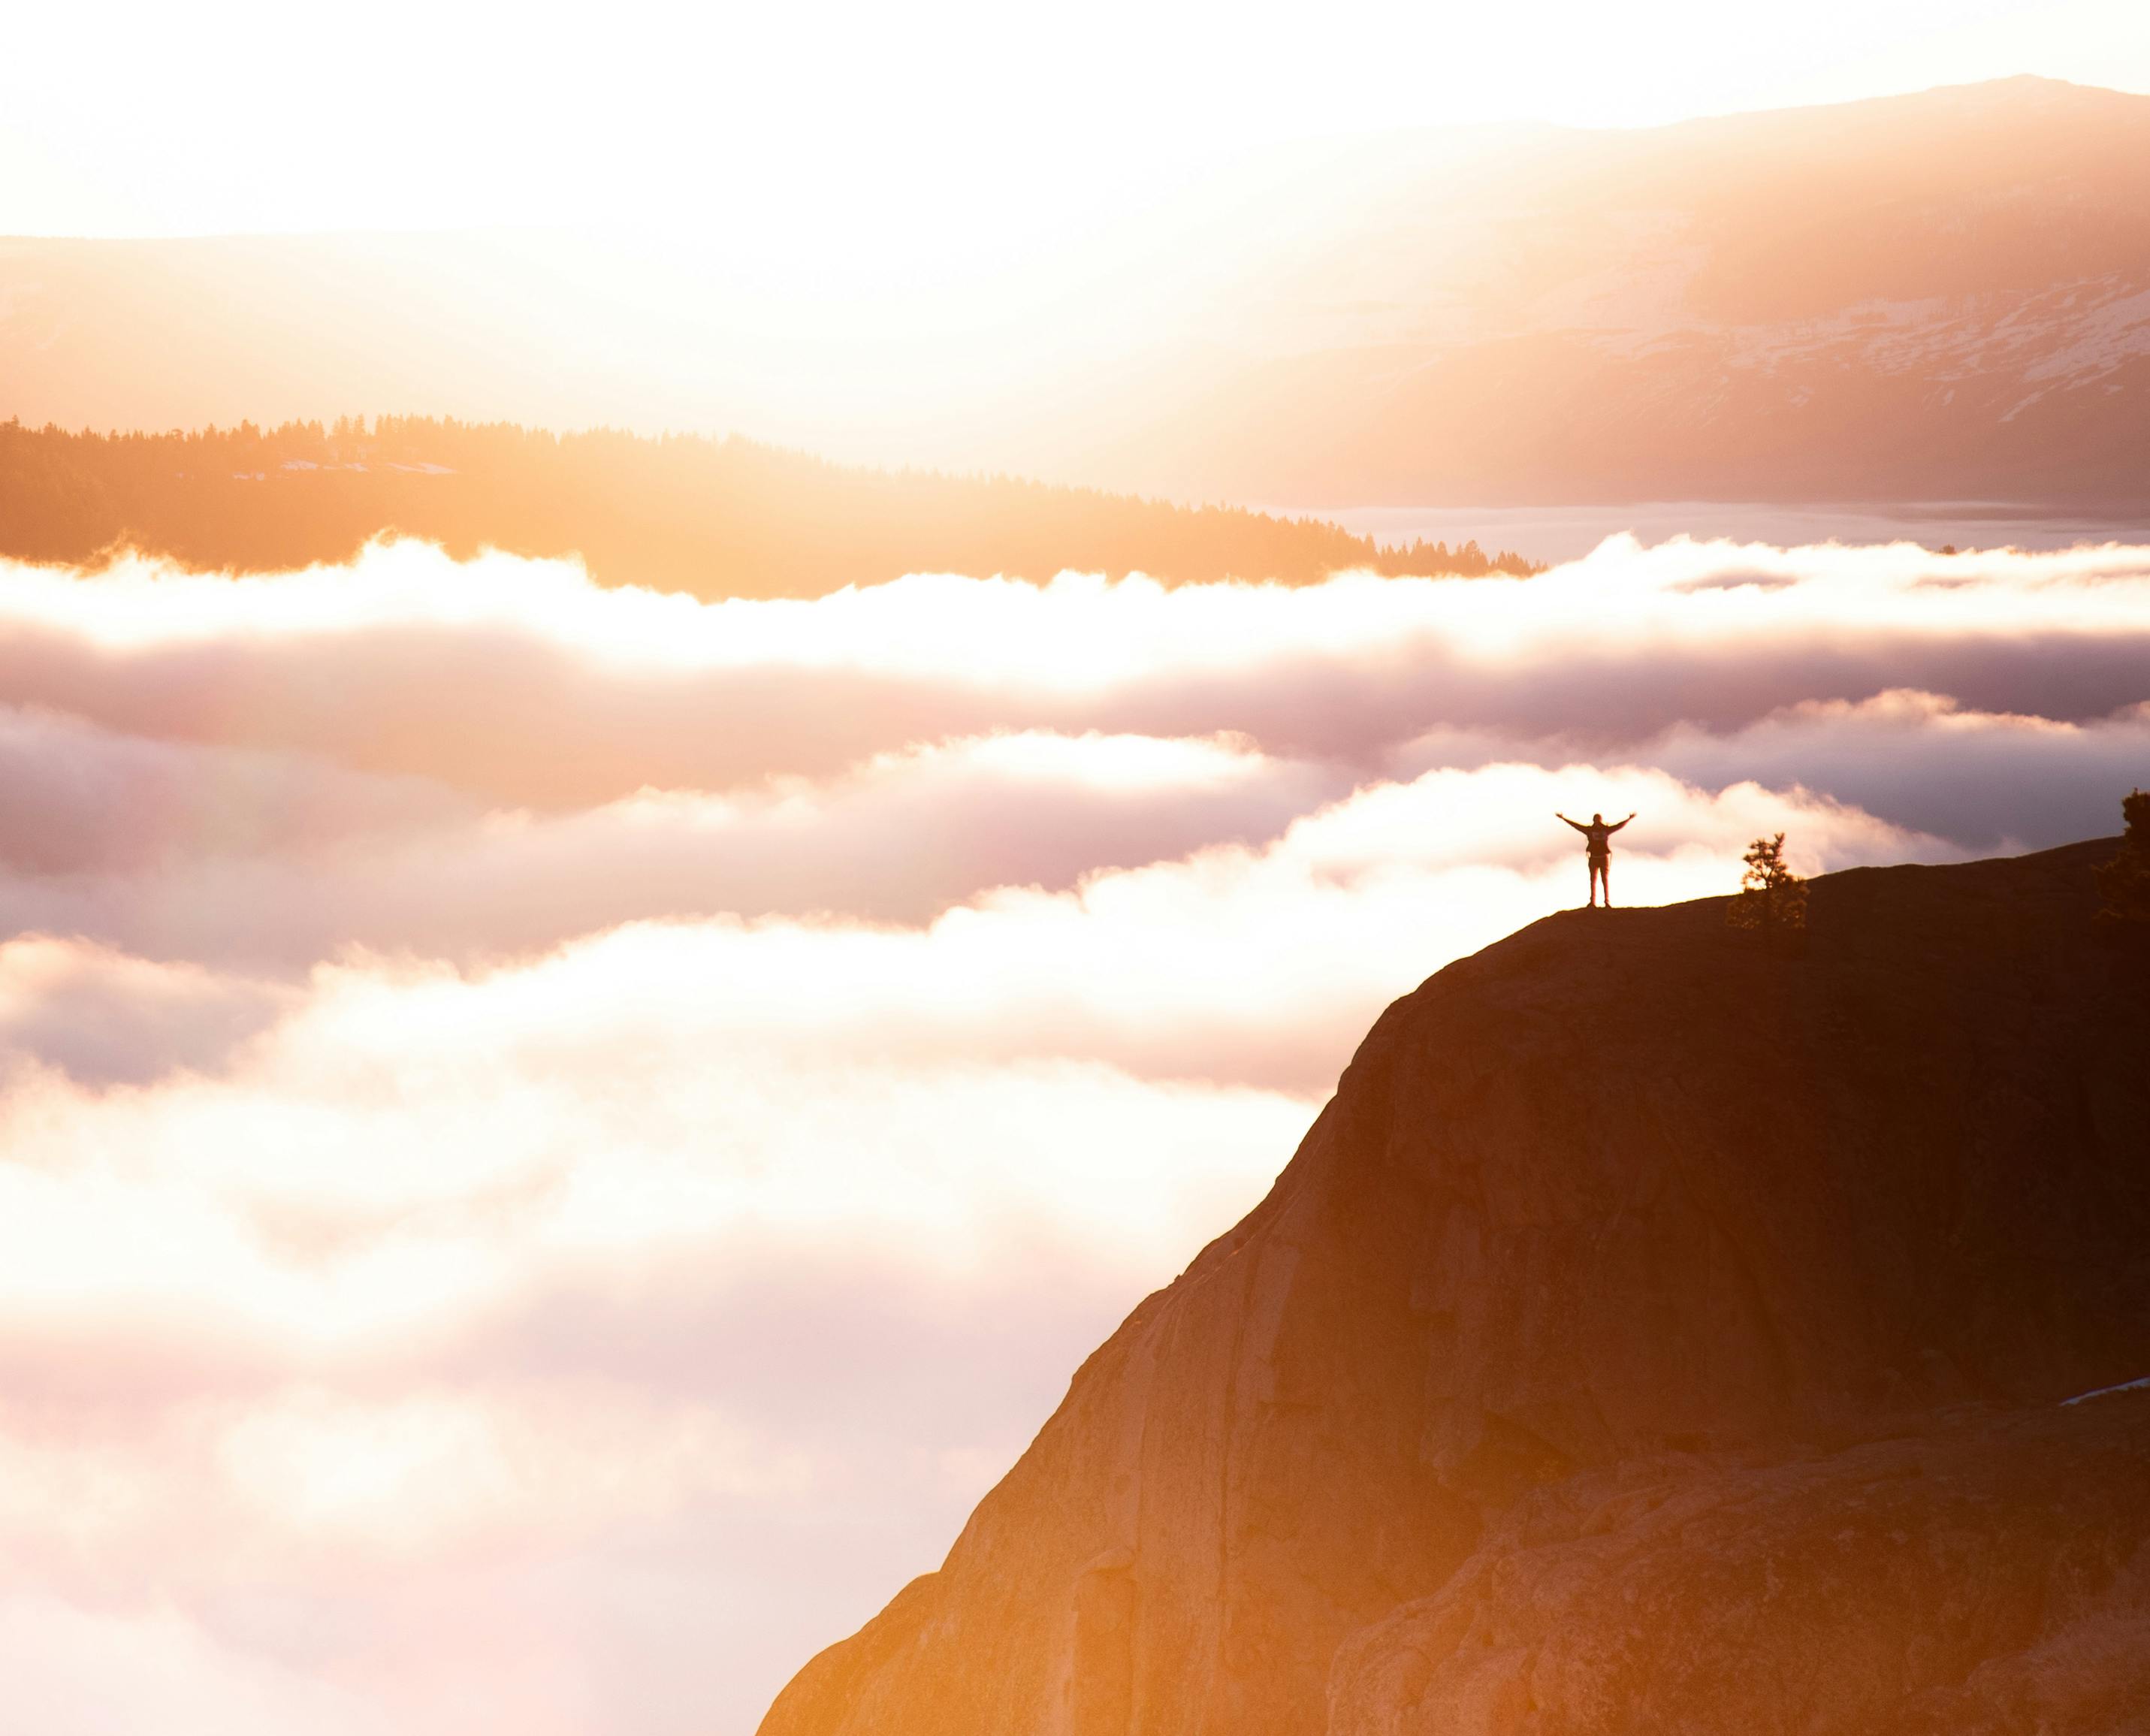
[
  {"x1": 0, "y1": 533, "x2": 2138, "y2": 1733},
  {"x1": 0, "y1": 534, "x2": 2145, "y2": 821}
]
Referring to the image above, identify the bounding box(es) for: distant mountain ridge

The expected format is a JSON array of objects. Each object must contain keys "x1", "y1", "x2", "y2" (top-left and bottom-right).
[
  {"x1": 8, "y1": 79, "x2": 2150, "y2": 510},
  {"x1": 758, "y1": 838, "x2": 2150, "y2": 1735},
  {"x1": 1107, "y1": 77, "x2": 2150, "y2": 506}
]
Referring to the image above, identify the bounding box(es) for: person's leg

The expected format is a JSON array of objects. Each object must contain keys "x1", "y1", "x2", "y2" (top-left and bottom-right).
[
  {"x1": 1588, "y1": 859, "x2": 1604, "y2": 907},
  {"x1": 1602, "y1": 859, "x2": 1614, "y2": 908}
]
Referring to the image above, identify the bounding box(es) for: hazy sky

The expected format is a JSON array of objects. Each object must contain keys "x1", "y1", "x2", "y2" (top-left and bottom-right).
[{"x1": 4, "y1": 0, "x2": 2148, "y2": 237}]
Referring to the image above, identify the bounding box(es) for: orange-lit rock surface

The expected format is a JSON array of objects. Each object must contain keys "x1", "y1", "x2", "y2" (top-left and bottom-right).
[{"x1": 759, "y1": 840, "x2": 2150, "y2": 1736}]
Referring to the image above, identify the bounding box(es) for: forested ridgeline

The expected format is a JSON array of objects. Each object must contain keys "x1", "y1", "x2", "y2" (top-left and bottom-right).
[{"x1": 0, "y1": 418, "x2": 1539, "y2": 597}]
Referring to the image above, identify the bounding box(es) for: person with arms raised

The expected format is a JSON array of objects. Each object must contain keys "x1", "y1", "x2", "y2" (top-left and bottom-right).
[{"x1": 1557, "y1": 810, "x2": 1635, "y2": 908}]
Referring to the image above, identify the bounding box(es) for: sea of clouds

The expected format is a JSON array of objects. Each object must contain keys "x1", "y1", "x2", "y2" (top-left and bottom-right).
[{"x1": 1, "y1": 534, "x2": 2145, "y2": 1734}]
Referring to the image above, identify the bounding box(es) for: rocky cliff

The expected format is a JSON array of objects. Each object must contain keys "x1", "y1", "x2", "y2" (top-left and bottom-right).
[{"x1": 757, "y1": 840, "x2": 2150, "y2": 1736}]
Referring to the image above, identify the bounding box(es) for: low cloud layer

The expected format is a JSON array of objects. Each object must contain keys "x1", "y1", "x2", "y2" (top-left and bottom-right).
[
  {"x1": 2, "y1": 535, "x2": 2147, "y2": 826},
  {"x1": 0, "y1": 534, "x2": 2140, "y2": 1734}
]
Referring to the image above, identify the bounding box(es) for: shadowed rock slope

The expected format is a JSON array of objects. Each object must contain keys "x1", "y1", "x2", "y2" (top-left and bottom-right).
[{"x1": 758, "y1": 840, "x2": 2150, "y2": 1736}]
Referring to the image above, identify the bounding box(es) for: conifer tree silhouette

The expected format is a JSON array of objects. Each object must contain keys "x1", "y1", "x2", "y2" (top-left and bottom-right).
[{"x1": 1727, "y1": 832, "x2": 1808, "y2": 950}]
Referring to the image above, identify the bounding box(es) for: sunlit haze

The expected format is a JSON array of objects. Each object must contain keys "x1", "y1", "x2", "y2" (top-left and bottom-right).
[
  {"x1": 5, "y1": 6, "x2": 2150, "y2": 1733},
  {"x1": 5, "y1": 2, "x2": 2149, "y2": 240}
]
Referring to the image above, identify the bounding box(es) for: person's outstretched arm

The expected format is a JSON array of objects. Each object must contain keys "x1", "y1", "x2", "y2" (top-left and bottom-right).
[
  {"x1": 1609, "y1": 814, "x2": 1635, "y2": 832},
  {"x1": 1557, "y1": 814, "x2": 1587, "y2": 833}
]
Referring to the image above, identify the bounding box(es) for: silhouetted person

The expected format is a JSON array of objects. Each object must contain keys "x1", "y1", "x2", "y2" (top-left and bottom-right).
[{"x1": 1557, "y1": 811, "x2": 1634, "y2": 908}]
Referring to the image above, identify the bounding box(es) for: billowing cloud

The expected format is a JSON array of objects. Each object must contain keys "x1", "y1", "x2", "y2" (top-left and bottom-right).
[
  {"x1": 0, "y1": 536, "x2": 2146, "y2": 821},
  {"x1": 0, "y1": 723, "x2": 1350, "y2": 971},
  {"x1": 0, "y1": 533, "x2": 2140, "y2": 1734},
  {"x1": 1644, "y1": 690, "x2": 2150, "y2": 852},
  {"x1": 0, "y1": 759, "x2": 1921, "y2": 1083}
]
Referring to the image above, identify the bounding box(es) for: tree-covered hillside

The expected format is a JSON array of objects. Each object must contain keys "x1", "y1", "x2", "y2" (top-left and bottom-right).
[{"x1": 0, "y1": 418, "x2": 1536, "y2": 598}]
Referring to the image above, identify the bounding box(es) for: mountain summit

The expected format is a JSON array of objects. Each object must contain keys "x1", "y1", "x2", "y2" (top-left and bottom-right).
[{"x1": 759, "y1": 839, "x2": 2150, "y2": 1736}]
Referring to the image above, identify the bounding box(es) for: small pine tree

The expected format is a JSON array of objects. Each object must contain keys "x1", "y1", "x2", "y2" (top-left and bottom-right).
[
  {"x1": 1727, "y1": 832, "x2": 1808, "y2": 945},
  {"x1": 2094, "y1": 789, "x2": 2150, "y2": 937}
]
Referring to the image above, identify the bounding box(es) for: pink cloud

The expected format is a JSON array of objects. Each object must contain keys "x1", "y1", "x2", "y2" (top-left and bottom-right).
[{"x1": 0, "y1": 533, "x2": 2136, "y2": 1732}]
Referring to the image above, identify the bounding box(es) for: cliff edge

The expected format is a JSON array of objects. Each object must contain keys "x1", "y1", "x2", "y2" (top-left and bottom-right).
[{"x1": 759, "y1": 840, "x2": 2150, "y2": 1736}]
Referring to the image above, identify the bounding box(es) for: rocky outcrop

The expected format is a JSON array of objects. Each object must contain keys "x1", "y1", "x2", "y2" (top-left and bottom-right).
[
  {"x1": 757, "y1": 840, "x2": 2150, "y2": 1736},
  {"x1": 1329, "y1": 1395, "x2": 2150, "y2": 1736}
]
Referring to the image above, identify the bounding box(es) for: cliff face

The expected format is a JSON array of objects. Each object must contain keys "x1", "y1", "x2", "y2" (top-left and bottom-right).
[
  {"x1": 757, "y1": 840, "x2": 2150, "y2": 1736},
  {"x1": 1328, "y1": 1395, "x2": 2150, "y2": 1736}
]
